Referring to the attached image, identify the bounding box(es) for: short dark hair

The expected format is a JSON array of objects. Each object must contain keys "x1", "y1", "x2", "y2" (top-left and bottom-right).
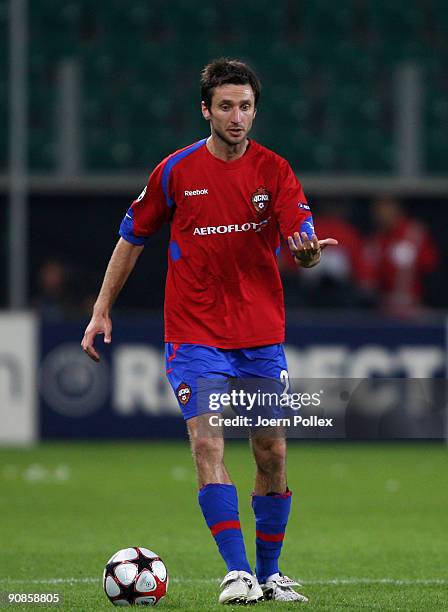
[{"x1": 201, "y1": 58, "x2": 261, "y2": 109}]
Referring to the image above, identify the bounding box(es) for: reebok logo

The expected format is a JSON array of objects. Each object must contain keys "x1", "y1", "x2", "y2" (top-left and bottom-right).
[{"x1": 184, "y1": 189, "x2": 208, "y2": 196}]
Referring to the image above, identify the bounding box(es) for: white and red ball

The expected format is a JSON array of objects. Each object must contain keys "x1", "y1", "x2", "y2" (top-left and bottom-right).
[{"x1": 103, "y1": 547, "x2": 168, "y2": 606}]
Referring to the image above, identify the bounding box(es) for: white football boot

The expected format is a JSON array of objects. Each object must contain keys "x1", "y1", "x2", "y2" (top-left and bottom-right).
[
  {"x1": 219, "y1": 570, "x2": 263, "y2": 605},
  {"x1": 260, "y1": 574, "x2": 309, "y2": 603}
]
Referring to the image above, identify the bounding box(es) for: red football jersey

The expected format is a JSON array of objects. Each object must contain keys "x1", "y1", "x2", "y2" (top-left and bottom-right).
[{"x1": 120, "y1": 138, "x2": 313, "y2": 348}]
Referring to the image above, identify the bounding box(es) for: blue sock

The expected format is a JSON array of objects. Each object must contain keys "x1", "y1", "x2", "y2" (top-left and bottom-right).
[
  {"x1": 198, "y1": 483, "x2": 252, "y2": 574},
  {"x1": 252, "y1": 490, "x2": 292, "y2": 583}
]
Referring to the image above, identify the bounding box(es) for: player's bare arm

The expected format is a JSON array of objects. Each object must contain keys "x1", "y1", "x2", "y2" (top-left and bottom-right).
[
  {"x1": 288, "y1": 231, "x2": 338, "y2": 268},
  {"x1": 81, "y1": 238, "x2": 144, "y2": 362}
]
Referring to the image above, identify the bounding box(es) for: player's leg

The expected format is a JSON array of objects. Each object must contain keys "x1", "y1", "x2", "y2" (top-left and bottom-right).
[
  {"x1": 250, "y1": 434, "x2": 308, "y2": 602},
  {"x1": 232, "y1": 344, "x2": 309, "y2": 602},
  {"x1": 251, "y1": 433, "x2": 287, "y2": 495},
  {"x1": 250, "y1": 433, "x2": 291, "y2": 581},
  {"x1": 187, "y1": 415, "x2": 231, "y2": 487},
  {"x1": 165, "y1": 343, "x2": 262, "y2": 604},
  {"x1": 188, "y1": 416, "x2": 262, "y2": 604}
]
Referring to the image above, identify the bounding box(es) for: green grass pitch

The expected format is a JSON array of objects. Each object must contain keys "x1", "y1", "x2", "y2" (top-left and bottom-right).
[{"x1": 0, "y1": 442, "x2": 447, "y2": 611}]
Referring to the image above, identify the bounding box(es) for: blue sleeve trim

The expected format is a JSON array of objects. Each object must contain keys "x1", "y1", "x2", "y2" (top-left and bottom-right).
[
  {"x1": 161, "y1": 139, "x2": 207, "y2": 208},
  {"x1": 119, "y1": 209, "x2": 149, "y2": 246},
  {"x1": 299, "y1": 215, "x2": 315, "y2": 239},
  {"x1": 169, "y1": 240, "x2": 182, "y2": 261}
]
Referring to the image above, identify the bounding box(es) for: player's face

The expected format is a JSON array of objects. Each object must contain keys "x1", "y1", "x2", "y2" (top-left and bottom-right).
[{"x1": 201, "y1": 84, "x2": 257, "y2": 146}]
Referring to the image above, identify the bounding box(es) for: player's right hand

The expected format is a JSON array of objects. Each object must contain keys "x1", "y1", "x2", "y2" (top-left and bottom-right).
[
  {"x1": 81, "y1": 313, "x2": 112, "y2": 362},
  {"x1": 288, "y1": 232, "x2": 338, "y2": 268}
]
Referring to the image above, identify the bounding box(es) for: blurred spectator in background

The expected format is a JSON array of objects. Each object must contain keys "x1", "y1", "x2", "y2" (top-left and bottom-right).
[
  {"x1": 361, "y1": 196, "x2": 439, "y2": 316},
  {"x1": 280, "y1": 201, "x2": 370, "y2": 309},
  {"x1": 33, "y1": 259, "x2": 72, "y2": 319}
]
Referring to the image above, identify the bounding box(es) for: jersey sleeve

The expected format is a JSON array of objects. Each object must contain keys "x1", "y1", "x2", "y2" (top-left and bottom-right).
[
  {"x1": 119, "y1": 159, "x2": 172, "y2": 245},
  {"x1": 274, "y1": 159, "x2": 315, "y2": 241}
]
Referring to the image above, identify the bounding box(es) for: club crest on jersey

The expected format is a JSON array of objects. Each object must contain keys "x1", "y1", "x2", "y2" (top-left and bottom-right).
[
  {"x1": 177, "y1": 382, "x2": 192, "y2": 405},
  {"x1": 251, "y1": 186, "x2": 271, "y2": 214}
]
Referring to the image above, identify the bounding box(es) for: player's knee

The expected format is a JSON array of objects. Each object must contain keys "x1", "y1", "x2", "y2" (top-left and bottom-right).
[
  {"x1": 254, "y1": 438, "x2": 286, "y2": 473},
  {"x1": 254, "y1": 436, "x2": 286, "y2": 456},
  {"x1": 192, "y1": 437, "x2": 223, "y2": 466}
]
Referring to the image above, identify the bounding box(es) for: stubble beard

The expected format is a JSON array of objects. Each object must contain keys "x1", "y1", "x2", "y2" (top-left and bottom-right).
[{"x1": 211, "y1": 122, "x2": 249, "y2": 150}]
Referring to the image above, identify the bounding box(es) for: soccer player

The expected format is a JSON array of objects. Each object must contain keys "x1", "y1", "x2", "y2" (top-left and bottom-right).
[{"x1": 82, "y1": 58, "x2": 337, "y2": 604}]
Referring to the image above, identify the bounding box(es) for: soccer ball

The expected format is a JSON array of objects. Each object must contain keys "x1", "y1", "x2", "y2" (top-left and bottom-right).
[{"x1": 103, "y1": 547, "x2": 168, "y2": 606}]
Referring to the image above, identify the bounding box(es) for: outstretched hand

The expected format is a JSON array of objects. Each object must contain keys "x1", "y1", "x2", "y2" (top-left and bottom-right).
[
  {"x1": 288, "y1": 232, "x2": 338, "y2": 268},
  {"x1": 81, "y1": 312, "x2": 112, "y2": 362}
]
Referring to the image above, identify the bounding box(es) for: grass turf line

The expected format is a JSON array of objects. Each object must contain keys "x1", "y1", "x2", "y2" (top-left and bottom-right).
[{"x1": 0, "y1": 442, "x2": 447, "y2": 610}]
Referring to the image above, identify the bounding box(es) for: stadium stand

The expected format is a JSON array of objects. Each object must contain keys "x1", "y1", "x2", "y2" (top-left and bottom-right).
[{"x1": 0, "y1": 0, "x2": 447, "y2": 173}]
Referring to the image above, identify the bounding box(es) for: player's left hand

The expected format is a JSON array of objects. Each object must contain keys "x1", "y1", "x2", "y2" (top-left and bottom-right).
[{"x1": 288, "y1": 232, "x2": 338, "y2": 268}]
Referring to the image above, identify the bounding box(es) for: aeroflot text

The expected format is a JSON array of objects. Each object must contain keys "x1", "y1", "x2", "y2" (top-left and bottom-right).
[{"x1": 193, "y1": 222, "x2": 265, "y2": 236}]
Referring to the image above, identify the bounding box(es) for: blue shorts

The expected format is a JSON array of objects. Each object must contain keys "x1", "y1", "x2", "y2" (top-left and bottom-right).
[{"x1": 165, "y1": 343, "x2": 288, "y2": 420}]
